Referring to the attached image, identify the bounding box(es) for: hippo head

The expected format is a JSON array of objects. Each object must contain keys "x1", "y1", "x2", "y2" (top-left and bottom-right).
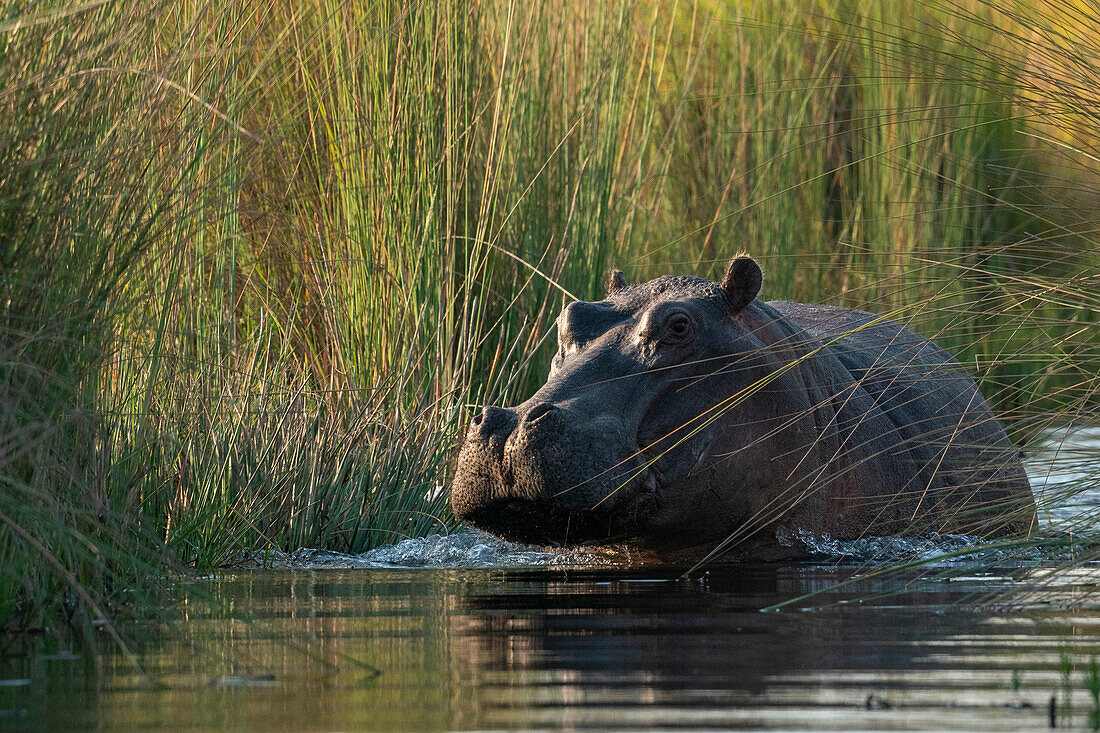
[{"x1": 450, "y1": 256, "x2": 771, "y2": 550}]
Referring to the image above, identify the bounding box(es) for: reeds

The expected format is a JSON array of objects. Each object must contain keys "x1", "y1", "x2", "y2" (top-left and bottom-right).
[
  {"x1": 0, "y1": 0, "x2": 186, "y2": 648},
  {"x1": 1, "y1": 0, "x2": 1098, "y2": 642}
]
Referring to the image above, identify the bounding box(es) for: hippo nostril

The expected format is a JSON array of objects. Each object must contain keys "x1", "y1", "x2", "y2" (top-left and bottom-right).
[
  {"x1": 471, "y1": 406, "x2": 518, "y2": 437},
  {"x1": 526, "y1": 402, "x2": 556, "y2": 423}
]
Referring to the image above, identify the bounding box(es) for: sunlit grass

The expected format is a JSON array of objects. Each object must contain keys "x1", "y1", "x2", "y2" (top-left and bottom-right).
[{"x1": 1, "y1": 0, "x2": 1098, "y2": 646}]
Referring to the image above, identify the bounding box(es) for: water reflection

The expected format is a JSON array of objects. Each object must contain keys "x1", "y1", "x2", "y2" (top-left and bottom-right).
[{"x1": 7, "y1": 564, "x2": 1100, "y2": 731}]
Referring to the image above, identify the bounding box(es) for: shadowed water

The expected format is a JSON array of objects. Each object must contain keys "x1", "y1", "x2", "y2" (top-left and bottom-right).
[{"x1": 2, "y1": 429, "x2": 1099, "y2": 731}]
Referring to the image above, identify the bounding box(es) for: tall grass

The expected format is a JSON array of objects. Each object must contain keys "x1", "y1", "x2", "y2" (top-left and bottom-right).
[
  {"x1": 0, "y1": 1, "x2": 191, "y2": 648},
  {"x1": 1, "y1": 0, "x2": 1098, "y2": 642}
]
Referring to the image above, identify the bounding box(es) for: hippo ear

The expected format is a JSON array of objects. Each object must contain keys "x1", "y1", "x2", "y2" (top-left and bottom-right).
[
  {"x1": 606, "y1": 269, "x2": 628, "y2": 296},
  {"x1": 721, "y1": 256, "x2": 762, "y2": 314}
]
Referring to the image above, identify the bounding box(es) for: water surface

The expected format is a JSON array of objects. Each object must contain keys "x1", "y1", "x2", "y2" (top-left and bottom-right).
[{"x1": 6, "y1": 558, "x2": 1100, "y2": 731}]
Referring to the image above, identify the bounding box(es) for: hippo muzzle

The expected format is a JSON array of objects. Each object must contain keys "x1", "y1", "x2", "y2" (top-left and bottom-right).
[{"x1": 450, "y1": 396, "x2": 652, "y2": 545}]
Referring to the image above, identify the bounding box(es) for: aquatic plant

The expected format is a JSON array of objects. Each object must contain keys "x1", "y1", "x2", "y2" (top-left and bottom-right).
[
  {"x1": 1, "y1": 0, "x2": 1098, "y2": 648},
  {"x1": 0, "y1": 0, "x2": 187, "y2": 651}
]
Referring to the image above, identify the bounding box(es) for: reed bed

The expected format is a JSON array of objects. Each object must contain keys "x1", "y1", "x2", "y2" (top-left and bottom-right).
[{"x1": 1, "y1": 0, "x2": 1098, "y2": 646}]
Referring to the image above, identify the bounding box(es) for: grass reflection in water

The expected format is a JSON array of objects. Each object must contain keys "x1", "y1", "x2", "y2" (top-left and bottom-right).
[{"x1": 7, "y1": 564, "x2": 1100, "y2": 731}]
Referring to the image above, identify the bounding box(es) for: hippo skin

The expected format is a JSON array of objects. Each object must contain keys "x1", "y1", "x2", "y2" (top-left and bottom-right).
[{"x1": 450, "y1": 256, "x2": 1036, "y2": 560}]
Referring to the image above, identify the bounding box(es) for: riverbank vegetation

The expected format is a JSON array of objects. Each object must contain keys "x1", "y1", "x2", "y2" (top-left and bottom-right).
[{"x1": 2, "y1": 0, "x2": 1098, "y2": 650}]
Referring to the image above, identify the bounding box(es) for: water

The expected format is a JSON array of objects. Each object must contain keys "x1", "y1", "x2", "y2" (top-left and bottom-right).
[
  {"x1": 1028, "y1": 425, "x2": 1100, "y2": 532},
  {"x1": 5, "y1": 558, "x2": 1100, "y2": 731},
  {"x1": 3, "y1": 428, "x2": 1099, "y2": 731}
]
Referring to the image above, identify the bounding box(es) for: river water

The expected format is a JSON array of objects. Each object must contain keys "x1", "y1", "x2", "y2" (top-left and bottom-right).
[{"x1": 3, "y1": 428, "x2": 1100, "y2": 731}]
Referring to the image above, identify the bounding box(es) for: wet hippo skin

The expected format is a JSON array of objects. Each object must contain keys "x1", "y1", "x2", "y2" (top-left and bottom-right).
[{"x1": 450, "y1": 256, "x2": 1037, "y2": 560}]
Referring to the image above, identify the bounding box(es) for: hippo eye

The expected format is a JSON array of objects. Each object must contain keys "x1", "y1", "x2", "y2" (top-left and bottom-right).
[{"x1": 663, "y1": 313, "x2": 694, "y2": 343}]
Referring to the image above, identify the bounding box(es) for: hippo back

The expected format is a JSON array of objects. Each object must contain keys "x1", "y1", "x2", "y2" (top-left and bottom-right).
[{"x1": 763, "y1": 300, "x2": 1034, "y2": 538}]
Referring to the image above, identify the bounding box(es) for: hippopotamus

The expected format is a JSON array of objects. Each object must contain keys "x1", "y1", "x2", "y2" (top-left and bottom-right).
[{"x1": 450, "y1": 256, "x2": 1037, "y2": 561}]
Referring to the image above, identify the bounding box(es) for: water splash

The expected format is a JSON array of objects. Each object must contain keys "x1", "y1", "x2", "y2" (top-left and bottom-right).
[
  {"x1": 239, "y1": 527, "x2": 1066, "y2": 570},
  {"x1": 776, "y1": 526, "x2": 1056, "y2": 565},
  {"x1": 245, "y1": 529, "x2": 630, "y2": 569},
  {"x1": 354, "y1": 530, "x2": 558, "y2": 567}
]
